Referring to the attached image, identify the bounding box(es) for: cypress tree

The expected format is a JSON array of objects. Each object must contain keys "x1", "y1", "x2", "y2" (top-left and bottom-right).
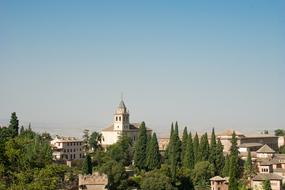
[
  {"x1": 243, "y1": 150, "x2": 253, "y2": 180},
  {"x1": 193, "y1": 132, "x2": 200, "y2": 163},
  {"x1": 199, "y1": 133, "x2": 209, "y2": 161},
  {"x1": 229, "y1": 131, "x2": 239, "y2": 190},
  {"x1": 209, "y1": 128, "x2": 217, "y2": 170},
  {"x1": 134, "y1": 121, "x2": 148, "y2": 170},
  {"x1": 216, "y1": 139, "x2": 225, "y2": 176},
  {"x1": 20, "y1": 126, "x2": 24, "y2": 135},
  {"x1": 146, "y1": 133, "x2": 161, "y2": 170},
  {"x1": 9, "y1": 112, "x2": 19, "y2": 137},
  {"x1": 181, "y1": 126, "x2": 188, "y2": 163},
  {"x1": 183, "y1": 131, "x2": 194, "y2": 169},
  {"x1": 222, "y1": 154, "x2": 230, "y2": 177},
  {"x1": 164, "y1": 122, "x2": 174, "y2": 164},
  {"x1": 82, "y1": 154, "x2": 92, "y2": 174},
  {"x1": 170, "y1": 122, "x2": 181, "y2": 180}
]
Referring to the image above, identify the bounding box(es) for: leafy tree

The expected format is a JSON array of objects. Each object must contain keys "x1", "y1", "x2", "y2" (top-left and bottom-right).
[
  {"x1": 193, "y1": 133, "x2": 199, "y2": 163},
  {"x1": 19, "y1": 126, "x2": 24, "y2": 135},
  {"x1": 191, "y1": 161, "x2": 214, "y2": 187},
  {"x1": 181, "y1": 127, "x2": 188, "y2": 163},
  {"x1": 82, "y1": 154, "x2": 92, "y2": 174},
  {"x1": 198, "y1": 133, "x2": 209, "y2": 161},
  {"x1": 134, "y1": 122, "x2": 148, "y2": 170},
  {"x1": 183, "y1": 132, "x2": 194, "y2": 169},
  {"x1": 262, "y1": 179, "x2": 272, "y2": 190},
  {"x1": 176, "y1": 167, "x2": 194, "y2": 190},
  {"x1": 141, "y1": 169, "x2": 177, "y2": 190},
  {"x1": 215, "y1": 139, "x2": 225, "y2": 176},
  {"x1": 107, "y1": 135, "x2": 132, "y2": 166},
  {"x1": 229, "y1": 131, "x2": 239, "y2": 190},
  {"x1": 41, "y1": 132, "x2": 52, "y2": 141},
  {"x1": 82, "y1": 129, "x2": 90, "y2": 153},
  {"x1": 89, "y1": 131, "x2": 102, "y2": 151},
  {"x1": 146, "y1": 133, "x2": 161, "y2": 170},
  {"x1": 8, "y1": 112, "x2": 19, "y2": 138},
  {"x1": 279, "y1": 145, "x2": 285, "y2": 154},
  {"x1": 99, "y1": 160, "x2": 128, "y2": 190},
  {"x1": 274, "y1": 129, "x2": 285, "y2": 136}
]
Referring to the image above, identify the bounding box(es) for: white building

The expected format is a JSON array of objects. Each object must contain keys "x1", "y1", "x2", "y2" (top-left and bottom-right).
[
  {"x1": 50, "y1": 136, "x2": 84, "y2": 161},
  {"x1": 101, "y1": 100, "x2": 152, "y2": 147}
]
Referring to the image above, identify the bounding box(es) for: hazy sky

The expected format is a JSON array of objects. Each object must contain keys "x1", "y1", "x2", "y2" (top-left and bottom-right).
[{"x1": 0, "y1": 0, "x2": 284, "y2": 137}]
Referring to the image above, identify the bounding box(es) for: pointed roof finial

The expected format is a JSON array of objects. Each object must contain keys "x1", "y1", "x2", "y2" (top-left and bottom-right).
[{"x1": 121, "y1": 92, "x2": 124, "y2": 101}]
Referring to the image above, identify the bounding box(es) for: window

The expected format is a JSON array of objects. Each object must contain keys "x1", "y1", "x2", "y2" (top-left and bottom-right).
[
  {"x1": 116, "y1": 116, "x2": 118, "y2": 121},
  {"x1": 119, "y1": 117, "x2": 121, "y2": 121}
]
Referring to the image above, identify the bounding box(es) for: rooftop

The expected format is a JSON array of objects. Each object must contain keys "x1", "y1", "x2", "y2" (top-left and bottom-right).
[
  {"x1": 257, "y1": 144, "x2": 275, "y2": 153},
  {"x1": 252, "y1": 173, "x2": 283, "y2": 181}
]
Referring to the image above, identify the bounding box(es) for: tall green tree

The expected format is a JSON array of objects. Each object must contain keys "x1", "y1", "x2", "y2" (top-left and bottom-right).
[
  {"x1": 164, "y1": 123, "x2": 174, "y2": 164},
  {"x1": 146, "y1": 133, "x2": 161, "y2": 170},
  {"x1": 193, "y1": 133, "x2": 199, "y2": 163},
  {"x1": 243, "y1": 150, "x2": 254, "y2": 180},
  {"x1": 199, "y1": 133, "x2": 209, "y2": 161},
  {"x1": 134, "y1": 121, "x2": 148, "y2": 170},
  {"x1": 82, "y1": 129, "x2": 90, "y2": 153},
  {"x1": 262, "y1": 179, "x2": 272, "y2": 190},
  {"x1": 89, "y1": 131, "x2": 102, "y2": 151},
  {"x1": 274, "y1": 129, "x2": 285, "y2": 136},
  {"x1": 183, "y1": 132, "x2": 194, "y2": 169},
  {"x1": 82, "y1": 154, "x2": 92, "y2": 175},
  {"x1": 215, "y1": 139, "x2": 225, "y2": 176},
  {"x1": 191, "y1": 161, "x2": 215, "y2": 188},
  {"x1": 169, "y1": 122, "x2": 181, "y2": 180},
  {"x1": 222, "y1": 155, "x2": 230, "y2": 177},
  {"x1": 181, "y1": 127, "x2": 188, "y2": 164},
  {"x1": 209, "y1": 128, "x2": 217, "y2": 170},
  {"x1": 229, "y1": 131, "x2": 239, "y2": 190},
  {"x1": 8, "y1": 112, "x2": 19, "y2": 138}
]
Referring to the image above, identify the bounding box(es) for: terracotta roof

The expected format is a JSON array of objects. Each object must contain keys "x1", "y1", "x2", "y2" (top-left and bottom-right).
[
  {"x1": 217, "y1": 129, "x2": 244, "y2": 137},
  {"x1": 257, "y1": 144, "x2": 275, "y2": 153},
  {"x1": 252, "y1": 173, "x2": 283, "y2": 181},
  {"x1": 210, "y1": 176, "x2": 227, "y2": 181},
  {"x1": 238, "y1": 143, "x2": 263, "y2": 148}
]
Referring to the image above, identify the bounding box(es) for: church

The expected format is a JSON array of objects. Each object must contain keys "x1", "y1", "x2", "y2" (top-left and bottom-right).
[{"x1": 101, "y1": 100, "x2": 152, "y2": 147}]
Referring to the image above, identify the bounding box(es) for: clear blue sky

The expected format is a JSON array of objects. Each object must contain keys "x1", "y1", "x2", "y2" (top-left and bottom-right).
[{"x1": 0, "y1": 0, "x2": 284, "y2": 137}]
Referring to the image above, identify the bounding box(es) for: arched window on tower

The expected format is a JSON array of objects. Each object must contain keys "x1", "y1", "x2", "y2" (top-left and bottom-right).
[
  {"x1": 116, "y1": 116, "x2": 118, "y2": 121},
  {"x1": 119, "y1": 117, "x2": 121, "y2": 121}
]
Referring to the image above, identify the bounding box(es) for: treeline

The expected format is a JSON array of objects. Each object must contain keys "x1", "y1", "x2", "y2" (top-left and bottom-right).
[
  {"x1": 86, "y1": 121, "x2": 246, "y2": 190},
  {"x1": 0, "y1": 112, "x2": 76, "y2": 190}
]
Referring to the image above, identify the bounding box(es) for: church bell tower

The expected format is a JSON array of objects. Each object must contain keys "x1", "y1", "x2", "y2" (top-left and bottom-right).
[{"x1": 113, "y1": 100, "x2": 130, "y2": 131}]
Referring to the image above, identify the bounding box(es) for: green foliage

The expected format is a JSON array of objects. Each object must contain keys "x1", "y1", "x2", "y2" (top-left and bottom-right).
[
  {"x1": 141, "y1": 169, "x2": 178, "y2": 190},
  {"x1": 279, "y1": 145, "x2": 285, "y2": 154},
  {"x1": 209, "y1": 128, "x2": 217, "y2": 171},
  {"x1": 262, "y1": 179, "x2": 272, "y2": 190},
  {"x1": 8, "y1": 112, "x2": 19, "y2": 138},
  {"x1": 183, "y1": 132, "x2": 194, "y2": 169},
  {"x1": 193, "y1": 133, "x2": 199, "y2": 163},
  {"x1": 222, "y1": 155, "x2": 230, "y2": 177},
  {"x1": 146, "y1": 133, "x2": 161, "y2": 170},
  {"x1": 89, "y1": 131, "x2": 102, "y2": 151},
  {"x1": 82, "y1": 154, "x2": 92, "y2": 175},
  {"x1": 169, "y1": 122, "x2": 181, "y2": 180},
  {"x1": 243, "y1": 150, "x2": 254, "y2": 180},
  {"x1": 198, "y1": 133, "x2": 209, "y2": 161},
  {"x1": 229, "y1": 131, "x2": 239, "y2": 190},
  {"x1": 191, "y1": 161, "x2": 214, "y2": 187},
  {"x1": 82, "y1": 129, "x2": 90, "y2": 153},
  {"x1": 99, "y1": 160, "x2": 128, "y2": 190},
  {"x1": 181, "y1": 127, "x2": 188, "y2": 163},
  {"x1": 274, "y1": 129, "x2": 285, "y2": 136},
  {"x1": 134, "y1": 122, "x2": 148, "y2": 170},
  {"x1": 216, "y1": 139, "x2": 225, "y2": 176}
]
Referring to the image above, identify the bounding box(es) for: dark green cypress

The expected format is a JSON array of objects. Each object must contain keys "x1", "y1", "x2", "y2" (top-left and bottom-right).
[
  {"x1": 209, "y1": 128, "x2": 217, "y2": 170},
  {"x1": 243, "y1": 150, "x2": 253, "y2": 180},
  {"x1": 170, "y1": 122, "x2": 181, "y2": 180},
  {"x1": 229, "y1": 131, "x2": 239, "y2": 190},
  {"x1": 164, "y1": 122, "x2": 174, "y2": 164},
  {"x1": 8, "y1": 112, "x2": 19, "y2": 137},
  {"x1": 222, "y1": 154, "x2": 230, "y2": 177},
  {"x1": 193, "y1": 132, "x2": 200, "y2": 163},
  {"x1": 216, "y1": 139, "x2": 225, "y2": 176},
  {"x1": 183, "y1": 131, "x2": 194, "y2": 169},
  {"x1": 181, "y1": 126, "x2": 188, "y2": 163},
  {"x1": 82, "y1": 154, "x2": 92, "y2": 174},
  {"x1": 146, "y1": 133, "x2": 161, "y2": 170},
  {"x1": 199, "y1": 133, "x2": 209, "y2": 161},
  {"x1": 19, "y1": 126, "x2": 24, "y2": 135},
  {"x1": 134, "y1": 121, "x2": 148, "y2": 170},
  {"x1": 262, "y1": 179, "x2": 272, "y2": 190}
]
